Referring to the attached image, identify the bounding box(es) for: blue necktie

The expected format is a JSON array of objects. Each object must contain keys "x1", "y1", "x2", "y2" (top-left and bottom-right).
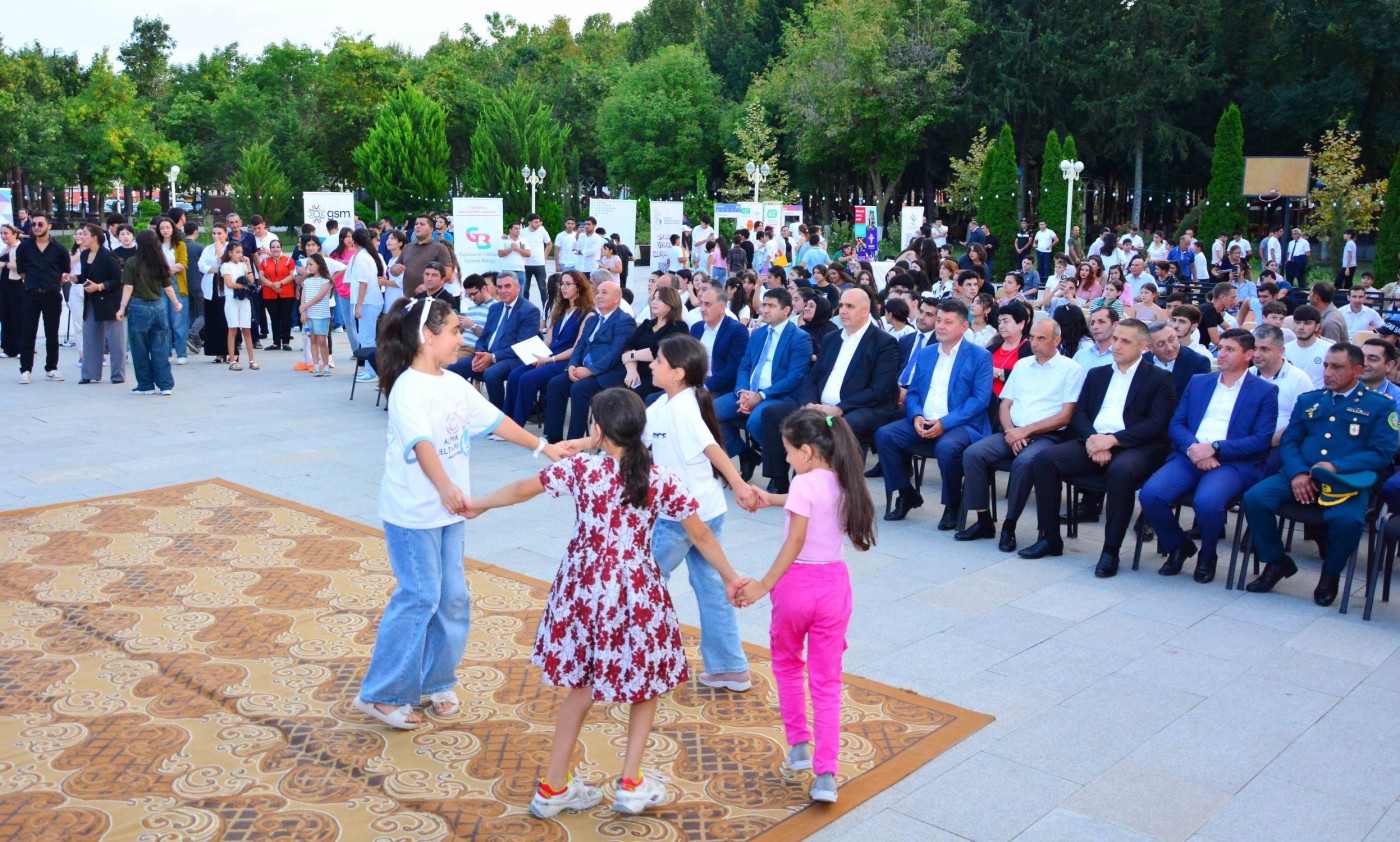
[{"x1": 751, "y1": 328, "x2": 776, "y2": 390}]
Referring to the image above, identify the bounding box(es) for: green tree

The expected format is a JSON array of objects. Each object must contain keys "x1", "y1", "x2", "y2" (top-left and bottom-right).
[
  {"x1": 117, "y1": 16, "x2": 175, "y2": 101},
  {"x1": 353, "y1": 86, "x2": 450, "y2": 219},
  {"x1": 948, "y1": 127, "x2": 991, "y2": 218},
  {"x1": 208, "y1": 43, "x2": 324, "y2": 196},
  {"x1": 597, "y1": 45, "x2": 726, "y2": 197},
  {"x1": 316, "y1": 35, "x2": 410, "y2": 185},
  {"x1": 684, "y1": 168, "x2": 714, "y2": 228},
  {"x1": 1037, "y1": 129, "x2": 1065, "y2": 232},
  {"x1": 1374, "y1": 152, "x2": 1400, "y2": 284},
  {"x1": 721, "y1": 101, "x2": 795, "y2": 202},
  {"x1": 465, "y1": 91, "x2": 569, "y2": 224},
  {"x1": 1201, "y1": 104, "x2": 1247, "y2": 241},
  {"x1": 1305, "y1": 120, "x2": 1386, "y2": 268},
  {"x1": 698, "y1": 0, "x2": 807, "y2": 100},
  {"x1": 980, "y1": 124, "x2": 1020, "y2": 242},
  {"x1": 626, "y1": 0, "x2": 701, "y2": 63},
  {"x1": 229, "y1": 141, "x2": 293, "y2": 225}
]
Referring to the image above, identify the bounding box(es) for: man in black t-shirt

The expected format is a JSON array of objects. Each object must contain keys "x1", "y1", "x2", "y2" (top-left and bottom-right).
[
  {"x1": 1196, "y1": 281, "x2": 1236, "y2": 346},
  {"x1": 1013, "y1": 219, "x2": 1033, "y2": 267},
  {"x1": 981, "y1": 224, "x2": 1000, "y2": 282},
  {"x1": 610, "y1": 233, "x2": 633, "y2": 289}
]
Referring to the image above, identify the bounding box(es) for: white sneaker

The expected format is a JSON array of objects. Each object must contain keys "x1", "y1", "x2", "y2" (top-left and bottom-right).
[
  {"x1": 612, "y1": 773, "x2": 668, "y2": 814},
  {"x1": 528, "y1": 779, "x2": 603, "y2": 819},
  {"x1": 131, "y1": 387, "x2": 156, "y2": 395},
  {"x1": 19, "y1": 371, "x2": 30, "y2": 384},
  {"x1": 810, "y1": 772, "x2": 838, "y2": 803},
  {"x1": 698, "y1": 671, "x2": 753, "y2": 692},
  {"x1": 355, "y1": 371, "x2": 376, "y2": 382},
  {"x1": 159, "y1": 389, "x2": 173, "y2": 395},
  {"x1": 176, "y1": 357, "x2": 187, "y2": 365},
  {"x1": 786, "y1": 742, "x2": 813, "y2": 771},
  {"x1": 45, "y1": 370, "x2": 64, "y2": 381}
]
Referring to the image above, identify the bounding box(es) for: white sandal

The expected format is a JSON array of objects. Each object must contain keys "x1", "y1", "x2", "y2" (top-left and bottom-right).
[
  {"x1": 426, "y1": 690, "x2": 461, "y2": 717},
  {"x1": 351, "y1": 698, "x2": 421, "y2": 730}
]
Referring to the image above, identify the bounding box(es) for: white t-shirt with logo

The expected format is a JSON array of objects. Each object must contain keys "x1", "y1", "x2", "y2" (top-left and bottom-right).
[
  {"x1": 644, "y1": 387, "x2": 726, "y2": 522},
  {"x1": 1284, "y1": 338, "x2": 1335, "y2": 389},
  {"x1": 380, "y1": 368, "x2": 504, "y2": 528},
  {"x1": 520, "y1": 225, "x2": 550, "y2": 267}
]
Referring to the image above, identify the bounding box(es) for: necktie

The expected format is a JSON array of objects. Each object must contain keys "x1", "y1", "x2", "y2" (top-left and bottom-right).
[
  {"x1": 751, "y1": 328, "x2": 777, "y2": 390},
  {"x1": 490, "y1": 305, "x2": 510, "y2": 350}
]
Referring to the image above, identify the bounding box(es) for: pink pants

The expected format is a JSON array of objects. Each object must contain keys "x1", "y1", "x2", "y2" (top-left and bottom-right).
[{"x1": 769, "y1": 561, "x2": 851, "y2": 776}]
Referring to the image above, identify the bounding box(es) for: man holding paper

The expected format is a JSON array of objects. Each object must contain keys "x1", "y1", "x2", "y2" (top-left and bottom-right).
[{"x1": 448, "y1": 273, "x2": 541, "y2": 409}]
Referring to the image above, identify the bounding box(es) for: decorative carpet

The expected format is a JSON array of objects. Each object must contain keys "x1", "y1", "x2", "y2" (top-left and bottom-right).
[{"x1": 0, "y1": 480, "x2": 992, "y2": 841}]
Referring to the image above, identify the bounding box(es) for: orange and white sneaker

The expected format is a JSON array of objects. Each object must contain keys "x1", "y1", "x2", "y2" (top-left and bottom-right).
[
  {"x1": 612, "y1": 772, "x2": 668, "y2": 814},
  {"x1": 529, "y1": 778, "x2": 602, "y2": 819}
]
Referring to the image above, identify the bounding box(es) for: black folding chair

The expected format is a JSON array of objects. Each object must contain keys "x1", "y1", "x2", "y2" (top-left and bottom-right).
[
  {"x1": 1236, "y1": 499, "x2": 1381, "y2": 616},
  {"x1": 1133, "y1": 489, "x2": 1246, "y2": 581}
]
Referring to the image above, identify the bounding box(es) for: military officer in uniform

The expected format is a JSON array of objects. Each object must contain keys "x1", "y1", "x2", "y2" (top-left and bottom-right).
[{"x1": 1242, "y1": 343, "x2": 1399, "y2": 606}]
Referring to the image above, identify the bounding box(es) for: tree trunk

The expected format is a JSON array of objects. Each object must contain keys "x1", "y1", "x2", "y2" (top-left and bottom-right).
[{"x1": 1131, "y1": 129, "x2": 1144, "y2": 228}]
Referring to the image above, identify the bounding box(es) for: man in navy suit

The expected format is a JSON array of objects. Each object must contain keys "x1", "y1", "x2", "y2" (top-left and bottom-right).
[
  {"x1": 715, "y1": 288, "x2": 812, "y2": 479},
  {"x1": 1140, "y1": 328, "x2": 1278, "y2": 583},
  {"x1": 874, "y1": 299, "x2": 992, "y2": 527},
  {"x1": 543, "y1": 280, "x2": 630, "y2": 441},
  {"x1": 1146, "y1": 319, "x2": 1212, "y2": 397},
  {"x1": 897, "y1": 296, "x2": 938, "y2": 388},
  {"x1": 1020, "y1": 318, "x2": 1176, "y2": 577},
  {"x1": 761, "y1": 288, "x2": 900, "y2": 492},
  {"x1": 690, "y1": 288, "x2": 748, "y2": 395},
  {"x1": 449, "y1": 273, "x2": 541, "y2": 409}
]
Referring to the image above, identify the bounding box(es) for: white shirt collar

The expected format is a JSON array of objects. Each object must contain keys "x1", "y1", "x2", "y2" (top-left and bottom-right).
[{"x1": 841, "y1": 318, "x2": 873, "y2": 342}]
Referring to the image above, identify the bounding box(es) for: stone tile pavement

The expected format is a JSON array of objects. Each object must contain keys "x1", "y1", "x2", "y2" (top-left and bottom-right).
[{"x1": 5, "y1": 342, "x2": 1400, "y2": 841}]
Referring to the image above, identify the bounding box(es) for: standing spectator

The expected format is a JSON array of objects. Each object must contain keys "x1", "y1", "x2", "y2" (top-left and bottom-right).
[
  {"x1": 497, "y1": 220, "x2": 528, "y2": 286},
  {"x1": 573, "y1": 217, "x2": 604, "y2": 273},
  {"x1": 15, "y1": 207, "x2": 32, "y2": 238},
  {"x1": 348, "y1": 228, "x2": 388, "y2": 380},
  {"x1": 1285, "y1": 228, "x2": 1310, "y2": 284},
  {"x1": 183, "y1": 221, "x2": 205, "y2": 341},
  {"x1": 73, "y1": 223, "x2": 125, "y2": 385},
  {"x1": 520, "y1": 213, "x2": 551, "y2": 303},
  {"x1": 397, "y1": 216, "x2": 454, "y2": 299},
  {"x1": 931, "y1": 218, "x2": 949, "y2": 249},
  {"x1": 554, "y1": 217, "x2": 578, "y2": 275},
  {"x1": 219, "y1": 242, "x2": 259, "y2": 371},
  {"x1": 660, "y1": 234, "x2": 685, "y2": 273},
  {"x1": 1033, "y1": 221, "x2": 1058, "y2": 279},
  {"x1": 1013, "y1": 219, "x2": 1034, "y2": 268},
  {"x1": 155, "y1": 216, "x2": 190, "y2": 365},
  {"x1": 103, "y1": 212, "x2": 126, "y2": 250},
  {"x1": 1261, "y1": 226, "x2": 1283, "y2": 267},
  {"x1": 15, "y1": 212, "x2": 69, "y2": 383},
  {"x1": 198, "y1": 223, "x2": 231, "y2": 363},
  {"x1": 1338, "y1": 229, "x2": 1358, "y2": 289},
  {"x1": 0, "y1": 224, "x2": 22, "y2": 359},
  {"x1": 432, "y1": 214, "x2": 454, "y2": 244},
  {"x1": 249, "y1": 215, "x2": 276, "y2": 344},
  {"x1": 599, "y1": 241, "x2": 623, "y2": 287},
  {"x1": 259, "y1": 238, "x2": 298, "y2": 351},
  {"x1": 380, "y1": 229, "x2": 407, "y2": 313},
  {"x1": 116, "y1": 229, "x2": 182, "y2": 394},
  {"x1": 611, "y1": 233, "x2": 634, "y2": 290}
]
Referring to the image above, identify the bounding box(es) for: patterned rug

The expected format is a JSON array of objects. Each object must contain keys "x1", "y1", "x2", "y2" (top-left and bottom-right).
[{"x1": 0, "y1": 480, "x2": 992, "y2": 841}]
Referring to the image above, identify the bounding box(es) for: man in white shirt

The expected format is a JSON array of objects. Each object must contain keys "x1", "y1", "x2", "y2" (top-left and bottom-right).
[
  {"x1": 1285, "y1": 227, "x2": 1310, "y2": 285},
  {"x1": 496, "y1": 220, "x2": 528, "y2": 287},
  {"x1": 572, "y1": 216, "x2": 603, "y2": 273},
  {"x1": 692, "y1": 218, "x2": 716, "y2": 253},
  {"x1": 1338, "y1": 228, "x2": 1358, "y2": 289},
  {"x1": 520, "y1": 213, "x2": 551, "y2": 304},
  {"x1": 956, "y1": 317, "x2": 1084, "y2": 551},
  {"x1": 931, "y1": 219, "x2": 949, "y2": 249},
  {"x1": 1249, "y1": 324, "x2": 1314, "y2": 452},
  {"x1": 1342, "y1": 286, "x2": 1384, "y2": 336},
  {"x1": 1033, "y1": 221, "x2": 1058, "y2": 280},
  {"x1": 1227, "y1": 232, "x2": 1252, "y2": 262},
  {"x1": 1261, "y1": 226, "x2": 1283, "y2": 266},
  {"x1": 1211, "y1": 233, "x2": 1228, "y2": 265},
  {"x1": 1283, "y1": 305, "x2": 1335, "y2": 388},
  {"x1": 1074, "y1": 306, "x2": 1118, "y2": 369},
  {"x1": 1192, "y1": 241, "x2": 1211, "y2": 282},
  {"x1": 554, "y1": 217, "x2": 578, "y2": 275}
]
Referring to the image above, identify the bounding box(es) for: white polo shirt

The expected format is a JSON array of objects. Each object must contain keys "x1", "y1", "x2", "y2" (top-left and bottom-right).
[
  {"x1": 1001, "y1": 352, "x2": 1085, "y2": 428},
  {"x1": 1250, "y1": 361, "x2": 1313, "y2": 433},
  {"x1": 520, "y1": 224, "x2": 550, "y2": 267}
]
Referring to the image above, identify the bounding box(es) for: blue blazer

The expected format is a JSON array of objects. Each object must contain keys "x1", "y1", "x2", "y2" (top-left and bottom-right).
[
  {"x1": 734, "y1": 321, "x2": 812, "y2": 400},
  {"x1": 691, "y1": 317, "x2": 749, "y2": 395},
  {"x1": 546, "y1": 308, "x2": 584, "y2": 354},
  {"x1": 1168, "y1": 372, "x2": 1278, "y2": 468},
  {"x1": 572, "y1": 309, "x2": 632, "y2": 383},
  {"x1": 478, "y1": 297, "x2": 542, "y2": 363},
  {"x1": 903, "y1": 338, "x2": 993, "y2": 439},
  {"x1": 800, "y1": 323, "x2": 900, "y2": 411},
  {"x1": 1147, "y1": 348, "x2": 1212, "y2": 398}
]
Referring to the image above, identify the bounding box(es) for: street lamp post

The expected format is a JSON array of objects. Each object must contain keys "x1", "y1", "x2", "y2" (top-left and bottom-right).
[
  {"x1": 1059, "y1": 159, "x2": 1084, "y2": 247},
  {"x1": 167, "y1": 165, "x2": 180, "y2": 211},
  {"x1": 745, "y1": 160, "x2": 771, "y2": 203},
  {"x1": 521, "y1": 166, "x2": 547, "y2": 214}
]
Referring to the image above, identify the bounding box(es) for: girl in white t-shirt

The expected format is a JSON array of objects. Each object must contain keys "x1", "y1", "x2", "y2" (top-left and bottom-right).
[
  {"x1": 299, "y1": 254, "x2": 335, "y2": 376},
  {"x1": 352, "y1": 296, "x2": 562, "y2": 731},
  {"x1": 220, "y1": 242, "x2": 258, "y2": 371}
]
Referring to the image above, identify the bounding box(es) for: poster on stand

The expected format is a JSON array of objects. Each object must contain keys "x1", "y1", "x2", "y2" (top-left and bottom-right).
[
  {"x1": 302, "y1": 192, "x2": 355, "y2": 239},
  {"x1": 589, "y1": 199, "x2": 637, "y2": 253},
  {"x1": 452, "y1": 197, "x2": 504, "y2": 276},
  {"x1": 901, "y1": 206, "x2": 924, "y2": 249},
  {"x1": 854, "y1": 205, "x2": 880, "y2": 260},
  {"x1": 0, "y1": 189, "x2": 12, "y2": 226},
  {"x1": 649, "y1": 201, "x2": 685, "y2": 265}
]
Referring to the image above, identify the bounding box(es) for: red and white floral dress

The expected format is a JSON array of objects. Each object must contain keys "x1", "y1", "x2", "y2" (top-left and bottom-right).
[{"x1": 534, "y1": 453, "x2": 697, "y2": 702}]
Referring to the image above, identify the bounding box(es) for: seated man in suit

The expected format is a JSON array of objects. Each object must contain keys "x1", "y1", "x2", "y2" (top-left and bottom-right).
[
  {"x1": 1019, "y1": 318, "x2": 1176, "y2": 577},
  {"x1": 715, "y1": 287, "x2": 812, "y2": 479},
  {"x1": 956, "y1": 317, "x2": 1085, "y2": 551},
  {"x1": 1242, "y1": 343, "x2": 1398, "y2": 606},
  {"x1": 898, "y1": 295, "x2": 939, "y2": 390},
  {"x1": 543, "y1": 280, "x2": 630, "y2": 441},
  {"x1": 1146, "y1": 318, "x2": 1212, "y2": 396},
  {"x1": 1140, "y1": 328, "x2": 1278, "y2": 583},
  {"x1": 760, "y1": 288, "x2": 900, "y2": 493},
  {"x1": 874, "y1": 298, "x2": 992, "y2": 527},
  {"x1": 448, "y1": 272, "x2": 541, "y2": 409},
  {"x1": 690, "y1": 288, "x2": 748, "y2": 395}
]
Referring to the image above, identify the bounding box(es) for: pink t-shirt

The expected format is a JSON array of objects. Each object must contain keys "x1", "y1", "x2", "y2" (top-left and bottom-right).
[{"x1": 783, "y1": 468, "x2": 846, "y2": 563}]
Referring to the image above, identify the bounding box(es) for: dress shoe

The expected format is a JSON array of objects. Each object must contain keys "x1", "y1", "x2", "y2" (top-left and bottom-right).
[
  {"x1": 1313, "y1": 574, "x2": 1340, "y2": 607},
  {"x1": 864, "y1": 462, "x2": 882, "y2": 478},
  {"x1": 1193, "y1": 554, "x2": 1218, "y2": 584},
  {"x1": 954, "y1": 519, "x2": 995, "y2": 542},
  {"x1": 1059, "y1": 504, "x2": 1101, "y2": 525},
  {"x1": 1018, "y1": 538, "x2": 1063, "y2": 559},
  {"x1": 998, "y1": 528, "x2": 1017, "y2": 553},
  {"x1": 1245, "y1": 556, "x2": 1298, "y2": 593},
  {"x1": 738, "y1": 447, "x2": 762, "y2": 482},
  {"x1": 1158, "y1": 539, "x2": 1198, "y2": 576},
  {"x1": 1095, "y1": 552, "x2": 1120, "y2": 578},
  {"x1": 937, "y1": 507, "x2": 959, "y2": 531},
  {"x1": 884, "y1": 490, "x2": 923, "y2": 521}
]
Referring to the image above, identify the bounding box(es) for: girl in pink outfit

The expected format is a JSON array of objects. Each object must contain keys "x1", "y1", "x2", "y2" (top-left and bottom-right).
[{"x1": 737, "y1": 408, "x2": 876, "y2": 804}]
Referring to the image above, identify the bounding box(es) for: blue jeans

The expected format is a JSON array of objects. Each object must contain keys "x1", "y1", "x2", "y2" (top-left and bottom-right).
[
  {"x1": 126, "y1": 298, "x2": 173, "y2": 391},
  {"x1": 166, "y1": 291, "x2": 189, "y2": 357},
  {"x1": 652, "y1": 514, "x2": 748, "y2": 674},
  {"x1": 360, "y1": 520, "x2": 470, "y2": 705},
  {"x1": 335, "y1": 294, "x2": 362, "y2": 352}
]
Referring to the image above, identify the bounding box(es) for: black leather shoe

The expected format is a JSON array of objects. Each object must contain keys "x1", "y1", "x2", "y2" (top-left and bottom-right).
[
  {"x1": 1193, "y1": 554, "x2": 1218, "y2": 584},
  {"x1": 1313, "y1": 574, "x2": 1340, "y2": 607},
  {"x1": 1059, "y1": 505, "x2": 1102, "y2": 525},
  {"x1": 938, "y1": 507, "x2": 959, "y2": 531},
  {"x1": 864, "y1": 462, "x2": 882, "y2": 478},
  {"x1": 1018, "y1": 538, "x2": 1063, "y2": 559},
  {"x1": 1245, "y1": 556, "x2": 1298, "y2": 593},
  {"x1": 884, "y1": 490, "x2": 924, "y2": 521},
  {"x1": 739, "y1": 447, "x2": 762, "y2": 482},
  {"x1": 1095, "y1": 552, "x2": 1120, "y2": 578},
  {"x1": 998, "y1": 528, "x2": 1017, "y2": 553},
  {"x1": 1158, "y1": 539, "x2": 1198, "y2": 576},
  {"x1": 954, "y1": 520, "x2": 995, "y2": 542}
]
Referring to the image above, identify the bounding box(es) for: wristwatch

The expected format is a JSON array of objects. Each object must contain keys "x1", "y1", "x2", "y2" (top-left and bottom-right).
[{"x1": 1211, "y1": 442, "x2": 1222, "y2": 458}]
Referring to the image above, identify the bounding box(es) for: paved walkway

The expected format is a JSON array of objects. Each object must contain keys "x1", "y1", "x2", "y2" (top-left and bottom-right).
[{"x1": 5, "y1": 341, "x2": 1400, "y2": 841}]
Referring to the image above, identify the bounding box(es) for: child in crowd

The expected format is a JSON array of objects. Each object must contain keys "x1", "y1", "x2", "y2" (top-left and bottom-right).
[
  {"x1": 737, "y1": 408, "x2": 876, "y2": 804},
  {"x1": 466, "y1": 387, "x2": 749, "y2": 819},
  {"x1": 352, "y1": 297, "x2": 560, "y2": 731},
  {"x1": 296, "y1": 236, "x2": 344, "y2": 371},
  {"x1": 299, "y1": 254, "x2": 335, "y2": 376},
  {"x1": 220, "y1": 242, "x2": 258, "y2": 371}
]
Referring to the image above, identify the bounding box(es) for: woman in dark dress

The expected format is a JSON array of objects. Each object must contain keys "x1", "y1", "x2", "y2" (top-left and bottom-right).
[
  {"x1": 74, "y1": 224, "x2": 126, "y2": 384},
  {"x1": 198, "y1": 223, "x2": 231, "y2": 361},
  {"x1": 621, "y1": 285, "x2": 688, "y2": 401}
]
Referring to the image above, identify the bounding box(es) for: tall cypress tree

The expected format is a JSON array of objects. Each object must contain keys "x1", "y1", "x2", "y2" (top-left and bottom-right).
[
  {"x1": 1375, "y1": 152, "x2": 1400, "y2": 286},
  {"x1": 1201, "y1": 104, "x2": 1247, "y2": 240},
  {"x1": 981, "y1": 123, "x2": 1020, "y2": 244},
  {"x1": 352, "y1": 86, "x2": 449, "y2": 219},
  {"x1": 1037, "y1": 129, "x2": 1065, "y2": 235}
]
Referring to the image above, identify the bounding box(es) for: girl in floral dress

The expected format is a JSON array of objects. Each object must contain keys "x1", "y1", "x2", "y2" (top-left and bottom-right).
[{"x1": 466, "y1": 387, "x2": 749, "y2": 819}]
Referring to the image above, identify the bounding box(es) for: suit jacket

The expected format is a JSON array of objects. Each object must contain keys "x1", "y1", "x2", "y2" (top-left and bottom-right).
[
  {"x1": 478, "y1": 297, "x2": 543, "y2": 363},
  {"x1": 571, "y1": 309, "x2": 632, "y2": 383},
  {"x1": 898, "y1": 330, "x2": 934, "y2": 374},
  {"x1": 546, "y1": 307, "x2": 584, "y2": 354},
  {"x1": 78, "y1": 247, "x2": 123, "y2": 322},
  {"x1": 1280, "y1": 385, "x2": 1399, "y2": 480},
  {"x1": 691, "y1": 317, "x2": 749, "y2": 395},
  {"x1": 799, "y1": 322, "x2": 900, "y2": 412},
  {"x1": 1168, "y1": 372, "x2": 1278, "y2": 468},
  {"x1": 1146, "y1": 348, "x2": 1212, "y2": 397},
  {"x1": 734, "y1": 321, "x2": 813, "y2": 401},
  {"x1": 1068, "y1": 360, "x2": 1176, "y2": 451},
  {"x1": 903, "y1": 338, "x2": 993, "y2": 439}
]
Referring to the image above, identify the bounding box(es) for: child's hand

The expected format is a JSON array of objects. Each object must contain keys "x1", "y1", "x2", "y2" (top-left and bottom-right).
[
  {"x1": 733, "y1": 484, "x2": 759, "y2": 513},
  {"x1": 556, "y1": 438, "x2": 588, "y2": 457},
  {"x1": 439, "y1": 485, "x2": 469, "y2": 516},
  {"x1": 461, "y1": 497, "x2": 485, "y2": 519},
  {"x1": 735, "y1": 579, "x2": 770, "y2": 606},
  {"x1": 726, "y1": 576, "x2": 752, "y2": 608},
  {"x1": 748, "y1": 485, "x2": 772, "y2": 509},
  {"x1": 541, "y1": 443, "x2": 568, "y2": 462}
]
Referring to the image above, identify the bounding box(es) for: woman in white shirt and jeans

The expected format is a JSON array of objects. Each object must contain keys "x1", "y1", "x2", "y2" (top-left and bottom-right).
[{"x1": 349, "y1": 228, "x2": 386, "y2": 381}]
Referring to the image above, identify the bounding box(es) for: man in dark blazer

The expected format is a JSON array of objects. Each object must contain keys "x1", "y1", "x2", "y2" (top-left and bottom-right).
[
  {"x1": 1146, "y1": 319, "x2": 1212, "y2": 397},
  {"x1": 716, "y1": 287, "x2": 812, "y2": 478},
  {"x1": 690, "y1": 288, "x2": 748, "y2": 395},
  {"x1": 874, "y1": 299, "x2": 992, "y2": 527},
  {"x1": 544, "y1": 280, "x2": 631, "y2": 441},
  {"x1": 449, "y1": 273, "x2": 542, "y2": 409},
  {"x1": 1139, "y1": 329, "x2": 1278, "y2": 583},
  {"x1": 1020, "y1": 317, "x2": 1177, "y2": 577},
  {"x1": 760, "y1": 289, "x2": 900, "y2": 492}
]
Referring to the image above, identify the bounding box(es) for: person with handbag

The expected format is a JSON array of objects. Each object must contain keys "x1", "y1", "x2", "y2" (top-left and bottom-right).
[{"x1": 220, "y1": 241, "x2": 259, "y2": 371}]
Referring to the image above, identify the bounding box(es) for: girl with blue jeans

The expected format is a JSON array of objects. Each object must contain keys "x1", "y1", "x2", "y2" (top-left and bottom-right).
[{"x1": 353, "y1": 296, "x2": 564, "y2": 729}]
